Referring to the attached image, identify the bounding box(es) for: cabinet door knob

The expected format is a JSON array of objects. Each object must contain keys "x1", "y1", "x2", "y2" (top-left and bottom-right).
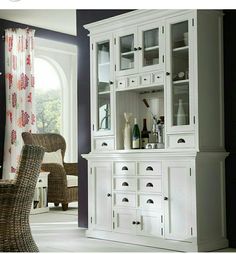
[
  {"x1": 107, "y1": 193, "x2": 112, "y2": 197},
  {"x1": 122, "y1": 166, "x2": 128, "y2": 171},
  {"x1": 38, "y1": 179, "x2": 42, "y2": 182},
  {"x1": 164, "y1": 197, "x2": 168, "y2": 201},
  {"x1": 166, "y1": 72, "x2": 170, "y2": 76},
  {"x1": 138, "y1": 47, "x2": 142, "y2": 50},
  {"x1": 136, "y1": 221, "x2": 141, "y2": 225},
  {"x1": 109, "y1": 81, "x2": 113, "y2": 85},
  {"x1": 134, "y1": 47, "x2": 138, "y2": 51},
  {"x1": 132, "y1": 221, "x2": 136, "y2": 225}
]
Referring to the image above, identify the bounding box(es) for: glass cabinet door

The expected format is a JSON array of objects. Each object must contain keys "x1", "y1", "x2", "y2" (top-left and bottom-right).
[
  {"x1": 96, "y1": 40, "x2": 112, "y2": 133},
  {"x1": 170, "y1": 20, "x2": 190, "y2": 127},
  {"x1": 120, "y1": 34, "x2": 135, "y2": 71}
]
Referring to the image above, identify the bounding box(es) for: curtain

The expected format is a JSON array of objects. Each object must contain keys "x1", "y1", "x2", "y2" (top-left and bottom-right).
[{"x1": 3, "y1": 28, "x2": 36, "y2": 179}]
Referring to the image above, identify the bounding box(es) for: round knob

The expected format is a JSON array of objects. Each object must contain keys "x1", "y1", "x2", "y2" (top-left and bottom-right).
[
  {"x1": 132, "y1": 221, "x2": 136, "y2": 225},
  {"x1": 134, "y1": 47, "x2": 138, "y2": 51},
  {"x1": 166, "y1": 72, "x2": 170, "y2": 76},
  {"x1": 107, "y1": 193, "x2": 112, "y2": 197},
  {"x1": 136, "y1": 221, "x2": 140, "y2": 225},
  {"x1": 164, "y1": 197, "x2": 168, "y2": 200},
  {"x1": 109, "y1": 81, "x2": 113, "y2": 85},
  {"x1": 138, "y1": 47, "x2": 142, "y2": 50}
]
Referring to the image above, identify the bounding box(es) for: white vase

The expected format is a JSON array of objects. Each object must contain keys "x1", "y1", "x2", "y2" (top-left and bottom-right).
[
  {"x1": 124, "y1": 122, "x2": 131, "y2": 150},
  {"x1": 176, "y1": 99, "x2": 186, "y2": 125}
]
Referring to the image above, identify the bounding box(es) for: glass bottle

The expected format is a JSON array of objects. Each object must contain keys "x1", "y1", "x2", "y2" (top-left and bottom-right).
[
  {"x1": 141, "y1": 118, "x2": 149, "y2": 149},
  {"x1": 132, "y1": 118, "x2": 140, "y2": 149}
]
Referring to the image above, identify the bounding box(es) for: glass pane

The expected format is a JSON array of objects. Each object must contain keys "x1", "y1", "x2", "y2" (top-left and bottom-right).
[
  {"x1": 97, "y1": 41, "x2": 111, "y2": 130},
  {"x1": 171, "y1": 21, "x2": 190, "y2": 126},
  {"x1": 120, "y1": 34, "x2": 134, "y2": 70},
  {"x1": 143, "y1": 28, "x2": 159, "y2": 66}
]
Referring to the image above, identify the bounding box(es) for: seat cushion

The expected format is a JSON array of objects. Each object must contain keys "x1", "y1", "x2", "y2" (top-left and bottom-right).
[
  {"x1": 67, "y1": 175, "x2": 78, "y2": 187},
  {"x1": 42, "y1": 149, "x2": 63, "y2": 166}
]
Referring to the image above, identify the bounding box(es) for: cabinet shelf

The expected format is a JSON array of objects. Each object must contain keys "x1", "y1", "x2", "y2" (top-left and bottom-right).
[
  {"x1": 98, "y1": 91, "x2": 110, "y2": 95},
  {"x1": 144, "y1": 45, "x2": 159, "y2": 52},
  {"x1": 173, "y1": 46, "x2": 189, "y2": 52},
  {"x1": 98, "y1": 62, "x2": 110, "y2": 67},
  {"x1": 121, "y1": 51, "x2": 134, "y2": 59},
  {"x1": 173, "y1": 79, "x2": 189, "y2": 85}
]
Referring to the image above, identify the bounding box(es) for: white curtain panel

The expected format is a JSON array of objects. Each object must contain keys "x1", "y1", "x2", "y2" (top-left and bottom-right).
[{"x1": 3, "y1": 28, "x2": 36, "y2": 179}]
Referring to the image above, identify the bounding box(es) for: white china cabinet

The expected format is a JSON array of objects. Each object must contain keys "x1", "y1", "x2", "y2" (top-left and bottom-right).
[{"x1": 82, "y1": 10, "x2": 227, "y2": 252}]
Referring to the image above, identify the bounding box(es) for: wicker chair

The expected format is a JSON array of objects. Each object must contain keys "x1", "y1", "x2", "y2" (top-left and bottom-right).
[
  {"x1": 0, "y1": 144, "x2": 44, "y2": 252},
  {"x1": 22, "y1": 132, "x2": 78, "y2": 211}
]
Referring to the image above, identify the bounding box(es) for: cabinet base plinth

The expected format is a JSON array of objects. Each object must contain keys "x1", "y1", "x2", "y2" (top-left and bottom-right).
[{"x1": 86, "y1": 230, "x2": 227, "y2": 252}]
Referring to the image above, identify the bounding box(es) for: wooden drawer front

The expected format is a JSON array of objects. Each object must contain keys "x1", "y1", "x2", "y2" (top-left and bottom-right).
[
  {"x1": 138, "y1": 178, "x2": 162, "y2": 193},
  {"x1": 141, "y1": 74, "x2": 151, "y2": 86},
  {"x1": 37, "y1": 176, "x2": 48, "y2": 188},
  {"x1": 167, "y1": 134, "x2": 195, "y2": 149},
  {"x1": 114, "y1": 193, "x2": 136, "y2": 208},
  {"x1": 94, "y1": 138, "x2": 114, "y2": 151},
  {"x1": 138, "y1": 162, "x2": 161, "y2": 176},
  {"x1": 138, "y1": 194, "x2": 162, "y2": 210},
  {"x1": 128, "y1": 76, "x2": 138, "y2": 87},
  {"x1": 116, "y1": 78, "x2": 126, "y2": 89},
  {"x1": 114, "y1": 178, "x2": 136, "y2": 191},
  {"x1": 114, "y1": 162, "x2": 136, "y2": 176},
  {"x1": 153, "y1": 72, "x2": 164, "y2": 84}
]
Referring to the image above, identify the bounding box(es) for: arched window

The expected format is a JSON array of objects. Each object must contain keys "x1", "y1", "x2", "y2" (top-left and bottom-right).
[{"x1": 35, "y1": 57, "x2": 62, "y2": 134}]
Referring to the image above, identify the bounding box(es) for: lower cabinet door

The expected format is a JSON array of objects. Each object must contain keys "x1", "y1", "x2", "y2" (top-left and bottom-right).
[
  {"x1": 92, "y1": 162, "x2": 112, "y2": 231},
  {"x1": 136, "y1": 210, "x2": 164, "y2": 237},
  {"x1": 114, "y1": 208, "x2": 137, "y2": 234},
  {"x1": 163, "y1": 161, "x2": 194, "y2": 242}
]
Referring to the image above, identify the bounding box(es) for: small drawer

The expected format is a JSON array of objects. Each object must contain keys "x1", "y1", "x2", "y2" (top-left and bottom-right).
[
  {"x1": 37, "y1": 177, "x2": 47, "y2": 188},
  {"x1": 138, "y1": 162, "x2": 162, "y2": 176},
  {"x1": 153, "y1": 72, "x2": 164, "y2": 84},
  {"x1": 141, "y1": 74, "x2": 151, "y2": 85},
  {"x1": 114, "y1": 193, "x2": 136, "y2": 208},
  {"x1": 167, "y1": 134, "x2": 195, "y2": 149},
  {"x1": 128, "y1": 76, "x2": 138, "y2": 87},
  {"x1": 114, "y1": 178, "x2": 136, "y2": 191},
  {"x1": 138, "y1": 194, "x2": 162, "y2": 210},
  {"x1": 116, "y1": 78, "x2": 127, "y2": 90},
  {"x1": 138, "y1": 178, "x2": 162, "y2": 193},
  {"x1": 94, "y1": 138, "x2": 114, "y2": 151},
  {"x1": 114, "y1": 162, "x2": 136, "y2": 176}
]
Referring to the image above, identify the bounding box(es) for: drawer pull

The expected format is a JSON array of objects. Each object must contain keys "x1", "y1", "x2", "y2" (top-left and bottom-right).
[
  {"x1": 177, "y1": 138, "x2": 186, "y2": 144},
  {"x1": 146, "y1": 166, "x2": 153, "y2": 171},
  {"x1": 119, "y1": 82, "x2": 122, "y2": 85},
  {"x1": 122, "y1": 166, "x2": 128, "y2": 171},
  {"x1": 156, "y1": 76, "x2": 160, "y2": 79},
  {"x1": 144, "y1": 78, "x2": 147, "y2": 81},
  {"x1": 122, "y1": 182, "x2": 129, "y2": 187},
  {"x1": 38, "y1": 179, "x2": 42, "y2": 183},
  {"x1": 132, "y1": 221, "x2": 136, "y2": 225},
  {"x1": 101, "y1": 142, "x2": 108, "y2": 146},
  {"x1": 122, "y1": 198, "x2": 129, "y2": 202},
  {"x1": 131, "y1": 80, "x2": 135, "y2": 83},
  {"x1": 147, "y1": 199, "x2": 154, "y2": 204},
  {"x1": 107, "y1": 193, "x2": 112, "y2": 197},
  {"x1": 146, "y1": 182, "x2": 153, "y2": 187}
]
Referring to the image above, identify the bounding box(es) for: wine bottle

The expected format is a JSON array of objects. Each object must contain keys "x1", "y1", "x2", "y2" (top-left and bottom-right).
[
  {"x1": 141, "y1": 118, "x2": 149, "y2": 149},
  {"x1": 132, "y1": 118, "x2": 140, "y2": 149}
]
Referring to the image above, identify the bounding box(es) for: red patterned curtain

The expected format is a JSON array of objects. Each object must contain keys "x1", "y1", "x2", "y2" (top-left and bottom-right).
[{"x1": 3, "y1": 28, "x2": 36, "y2": 179}]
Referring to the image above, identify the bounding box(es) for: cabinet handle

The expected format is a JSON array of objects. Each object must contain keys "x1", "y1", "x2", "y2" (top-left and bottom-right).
[
  {"x1": 147, "y1": 199, "x2": 154, "y2": 204},
  {"x1": 146, "y1": 166, "x2": 153, "y2": 171},
  {"x1": 122, "y1": 198, "x2": 129, "y2": 202},
  {"x1": 146, "y1": 182, "x2": 153, "y2": 187},
  {"x1": 107, "y1": 193, "x2": 112, "y2": 197},
  {"x1": 132, "y1": 221, "x2": 136, "y2": 225},
  {"x1": 122, "y1": 166, "x2": 128, "y2": 171},
  {"x1": 136, "y1": 221, "x2": 141, "y2": 225},
  {"x1": 131, "y1": 80, "x2": 135, "y2": 83},
  {"x1": 138, "y1": 47, "x2": 142, "y2": 50},
  {"x1": 144, "y1": 78, "x2": 147, "y2": 81},
  {"x1": 101, "y1": 142, "x2": 108, "y2": 146},
  {"x1": 119, "y1": 82, "x2": 123, "y2": 85},
  {"x1": 38, "y1": 179, "x2": 42, "y2": 182},
  {"x1": 164, "y1": 197, "x2": 168, "y2": 201},
  {"x1": 166, "y1": 72, "x2": 170, "y2": 76},
  {"x1": 109, "y1": 81, "x2": 113, "y2": 85},
  {"x1": 122, "y1": 182, "x2": 129, "y2": 186},
  {"x1": 134, "y1": 47, "x2": 138, "y2": 51},
  {"x1": 177, "y1": 138, "x2": 186, "y2": 144},
  {"x1": 156, "y1": 76, "x2": 160, "y2": 79}
]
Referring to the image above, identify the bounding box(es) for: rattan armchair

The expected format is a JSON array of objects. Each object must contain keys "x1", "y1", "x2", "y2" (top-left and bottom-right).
[
  {"x1": 22, "y1": 132, "x2": 78, "y2": 211},
  {"x1": 0, "y1": 144, "x2": 44, "y2": 252}
]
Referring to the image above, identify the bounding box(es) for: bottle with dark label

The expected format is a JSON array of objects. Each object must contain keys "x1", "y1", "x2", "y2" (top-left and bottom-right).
[
  {"x1": 132, "y1": 118, "x2": 140, "y2": 149},
  {"x1": 141, "y1": 118, "x2": 149, "y2": 149}
]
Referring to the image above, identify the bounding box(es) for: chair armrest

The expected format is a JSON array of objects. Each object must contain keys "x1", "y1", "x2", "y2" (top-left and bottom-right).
[
  {"x1": 64, "y1": 162, "x2": 78, "y2": 176},
  {"x1": 41, "y1": 163, "x2": 67, "y2": 185}
]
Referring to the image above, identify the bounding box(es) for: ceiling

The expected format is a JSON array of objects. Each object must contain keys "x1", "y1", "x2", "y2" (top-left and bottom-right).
[{"x1": 0, "y1": 10, "x2": 76, "y2": 35}]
